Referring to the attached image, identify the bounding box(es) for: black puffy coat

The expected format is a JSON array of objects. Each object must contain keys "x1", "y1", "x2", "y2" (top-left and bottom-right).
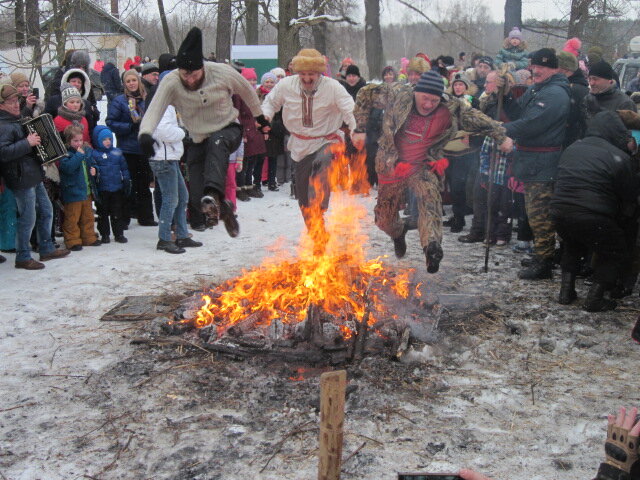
[
  {"x1": 583, "y1": 85, "x2": 637, "y2": 126},
  {"x1": 100, "y1": 62, "x2": 122, "y2": 102},
  {"x1": 551, "y1": 110, "x2": 639, "y2": 218},
  {"x1": 0, "y1": 110, "x2": 44, "y2": 190}
]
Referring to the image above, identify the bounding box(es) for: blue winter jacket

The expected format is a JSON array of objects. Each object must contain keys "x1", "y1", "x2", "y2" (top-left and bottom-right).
[
  {"x1": 505, "y1": 73, "x2": 571, "y2": 182},
  {"x1": 59, "y1": 147, "x2": 95, "y2": 203},
  {"x1": 106, "y1": 94, "x2": 145, "y2": 154},
  {"x1": 100, "y1": 63, "x2": 122, "y2": 102},
  {"x1": 91, "y1": 125, "x2": 130, "y2": 192}
]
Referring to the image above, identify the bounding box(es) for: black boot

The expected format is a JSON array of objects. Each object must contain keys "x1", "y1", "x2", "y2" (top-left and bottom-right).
[
  {"x1": 219, "y1": 199, "x2": 240, "y2": 238},
  {"x1": 558, "y1": 271, "x2": 577, "y2": 305},
  {"x1": 518, "y1": 256, "x2": 553, "y2": 280},
  {"x1": 583, "y1": 283, "x2": 617, "y2": 312},
  {"x1": 200, "y1": 195, "x2": 219, "y2": 227},
  {"x1": 632, "y1": 316, "x2": 640, "y2": 343},
  {"x1": 458, "y1": 232, "x2": 484, "y2": 243},
  {"x1": 157, "y1": 240, "x2": 185, "y2": 254},
  {"x1": 393, "y1": 225, "x2": 408, "y2": 258},
  {"x1": 424, "y1": 241, "x2": 443, "y2": 274},
  {"x1": 449, "y1": 216, "x2": 465, "y2": 233}
]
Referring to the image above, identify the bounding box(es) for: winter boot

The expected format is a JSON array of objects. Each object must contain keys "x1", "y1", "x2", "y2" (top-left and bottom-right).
[
  {"x1": 583, "y1": 283, "x2": 617, "y2": 312},
  {"x1": 157, "y1": 240, "x2": 185, "y2": 254},
  {"x1": 424, "y1": 241, "x2": 443, "y2": 274},
  {"x1": 558, "y1": 271, "x2": 577, "y2": 305},
  {"x1": 219, "y1": 199, "x2": 240, "y2": 238},
  {"x1": 517, "y1": 256, "x2": 553, "y2": 280},
  {"x1": 200, "y1": 195, "x2": 219, "y2": 227},
  {"x1": 632, "y1": 315, "x2": 640, "y2": 343},
  {"x1": 236, "y1": 188, "x2": 250, "y2": 202},
  {"x1": 458, "y1": 232, "x2": 484, "y2": 243},
  {"x1": 449, "y1": 216, "x2": 465, "y2": 233},
  {"x1": 393, "y1": 225, "x2": 408, "y2": 259}
]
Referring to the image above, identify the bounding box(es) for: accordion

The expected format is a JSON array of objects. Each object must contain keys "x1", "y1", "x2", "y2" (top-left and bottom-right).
[{"x1": 22, "y1": 114, "x2": 66, "y2": 164}]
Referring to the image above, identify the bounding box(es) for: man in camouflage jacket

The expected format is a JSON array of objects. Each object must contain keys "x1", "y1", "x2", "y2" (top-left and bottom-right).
[{"x1": 352, "y1": 70, "x2": 512, "y2": 273}]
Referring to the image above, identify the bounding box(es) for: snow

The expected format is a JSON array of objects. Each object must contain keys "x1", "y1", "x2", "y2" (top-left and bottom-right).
[{"x1": 1, "y1": 184, "x2": 640, "y2": 479}]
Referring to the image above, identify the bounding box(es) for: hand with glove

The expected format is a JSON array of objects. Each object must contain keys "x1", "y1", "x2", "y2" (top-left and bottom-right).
[
  {"x1": 255, "y1": 114, "x2": 271, "y2": 134},
  {"x1": 235, "y1": 158, "x2": 243, "y2": 173},
  {"x1": 123, "y1": 178, "x2": 132, "y2": 197},
  {"x1": 139, "y1": 133, "x2": 157, "y2": 158},
  {"x1": 596, "y1": 406, "x2": 640, "y2": 480}
]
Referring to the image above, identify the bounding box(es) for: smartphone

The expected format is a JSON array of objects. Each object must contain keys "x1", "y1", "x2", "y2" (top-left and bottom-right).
[
  {"x1": 32, "y1": 88, "x2": 39, "y2": 99},
  {"x1": 398, "y1": 474, "x2": 463, "y2": 480}
]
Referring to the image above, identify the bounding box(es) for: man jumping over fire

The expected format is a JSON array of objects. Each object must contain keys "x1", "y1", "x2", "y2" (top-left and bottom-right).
[
  {"x1": 352, "y1": 70, "x2": 513, "y2": 273},
  {"x1": 138, "y1": 27, "x2": 268, "y2": 238},
  {"x1": 261, "y1": 48, "x2": 357, "y2": 253}
]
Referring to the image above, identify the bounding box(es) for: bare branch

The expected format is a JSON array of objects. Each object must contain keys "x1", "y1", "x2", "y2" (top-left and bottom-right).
[{"x1": 258, "y1": 0, "x2": 277, "y2": 27}]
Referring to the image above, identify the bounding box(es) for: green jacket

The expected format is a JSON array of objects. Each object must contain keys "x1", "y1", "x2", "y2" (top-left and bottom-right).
[{"x1": 354, "y1": 82, "x2": 506, "y2": 176}]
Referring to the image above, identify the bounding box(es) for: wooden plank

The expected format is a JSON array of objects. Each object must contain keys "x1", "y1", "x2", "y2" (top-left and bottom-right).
[{"x1": 318, "y1": 370, "x2": 347, "y2": 480}]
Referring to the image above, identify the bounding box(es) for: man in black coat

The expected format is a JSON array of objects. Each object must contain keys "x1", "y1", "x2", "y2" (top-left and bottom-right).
[
  {"x1": 583, "y1": 60, "x2": 637, "y2": 127},
  {"x1": 0, "y1": 84, "x2": 69, "y2": 269},
  {"x1": 550, "y1": 110, "x2": 639, "y2": 312},
  {"x1": 100, "y1": 62, "x2": 122, "y2": 103}
]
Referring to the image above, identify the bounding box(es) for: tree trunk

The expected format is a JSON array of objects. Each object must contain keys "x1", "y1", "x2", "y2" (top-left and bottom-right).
[
  {"x1": 278, "y1": 0, "x2": 300, "y2": 67},
  {"x1": 25, "y1": 0, "x2": 43, "y2": 75},
  {"x1": 311, "y1": 0, "x2": 327, "y2": 55},
  {"x1": 568, "y1": 0, "x2": 592, "y2": 39},
  {"x1": 245, "y1": 0, "x2": 259, "y2": 45},
  {"x1": 15, "y1": 0, "x2": 25, "y2": 47},
  {"x1": 504, "y1": 0, "x2": 522, "y2": 37},
  {"x1": 217, "y1": 0, "x2": 232, "y2": 62},
  {"x1": 364, "y1": 0, "x2": 383, "y2": 80},
  {"x1": 50, "y1": 0, "x2": 70, "y2": 65},
  {"x1": 157, "y1": 0, "x2": 175, "y2": 54}
]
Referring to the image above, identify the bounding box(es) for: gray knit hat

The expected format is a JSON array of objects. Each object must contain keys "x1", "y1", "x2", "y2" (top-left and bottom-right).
[
  {"x1": 141, "y1": 62, "x2": 159, "y2": 75},
  {"x1": 70, "y1": 50, "x2": 90, "y2": 69},
  {"x1": 61, "y1": 82, "x2": 82, "y2": 104},
  {"x1": 415, "y1": 70, "x2": 445, "y2": 97}
]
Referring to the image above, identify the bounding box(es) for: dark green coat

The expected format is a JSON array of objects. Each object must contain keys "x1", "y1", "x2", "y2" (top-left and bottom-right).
[{"x1": 505, "y1": 73, "x2": 571, "y2": 183}]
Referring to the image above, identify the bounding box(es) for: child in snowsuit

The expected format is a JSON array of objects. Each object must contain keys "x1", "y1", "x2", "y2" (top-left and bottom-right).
[
  {"x1": 495, "y1": 27, "x2": 529, "y2": 71},
  {"x1": 91, "y1": 126, "x2": 130, "y2": 244},
  {"x1": 53, "y1": 84, "x2": 91, "y2": 144},
  {"x1": 59, "y1": 125, "x2": 100, "y2": 250}
]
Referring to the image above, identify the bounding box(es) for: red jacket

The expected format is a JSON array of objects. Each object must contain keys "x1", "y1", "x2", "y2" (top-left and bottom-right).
[
  {"x1": 232, "y1": 94, "x2": 266, "y2": 157},
  {"x1": 53, "y1": 115, "x2": 91, "y2": 146}
]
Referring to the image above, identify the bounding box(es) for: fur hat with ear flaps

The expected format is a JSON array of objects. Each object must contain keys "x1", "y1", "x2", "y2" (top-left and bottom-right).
[{"x1": 291, "y1": 49, "x2": 326, "y2": 74}]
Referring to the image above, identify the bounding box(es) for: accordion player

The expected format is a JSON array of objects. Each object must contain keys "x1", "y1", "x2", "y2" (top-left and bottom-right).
[{"x1": 22, "y1": 114, "x2": 66, "y2": 164}]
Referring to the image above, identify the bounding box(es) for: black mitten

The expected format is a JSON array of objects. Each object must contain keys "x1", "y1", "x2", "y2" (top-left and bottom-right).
[
  {"x1": 138, "y1": 133, "x2": 157, "y2": 158},
  {"x1": 255, "y1": 114, "x2": 271, "y2": 133}
]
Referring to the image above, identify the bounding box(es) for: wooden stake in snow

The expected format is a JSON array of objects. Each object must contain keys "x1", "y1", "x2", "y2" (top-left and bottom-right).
[{"x1": 318, "y1": 370, "x2": 347, "y2": 480}]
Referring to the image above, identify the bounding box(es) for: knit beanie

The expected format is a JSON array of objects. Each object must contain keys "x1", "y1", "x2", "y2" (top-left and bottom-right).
[
  {"x1": 241, "y1": 68, "x2": 257, "y2": 81},
  {"x1": 477, "y1": 56, "x2": 495, "y2": 69},
  {"x1": 10, "y1": 72, "x2": 28, "y2": 87},
  {"x1": 176, "y1": 27, "x2": 204, "y2": 71},
  {"x1": 557, "y1": 52, "x2": 578, "y2": 72},
  {"x1": 61, "y1": 82, "x2": 82, "y2": 104},
  {"x1": 530, "y1": 48, "x2": 558, "y2": 68},
  {"x1": 451, "y1": 72, "x2": 470, "y2": 88},
  {"x1": 563, "y1": 37, "x2": 582, "y2": 56},
  {"x1": 345, "y1": 64, "x2": 361, "y2": 77},
  {"x1": 588, "y1": 60, "x2": 614, "y2": 80},
  {"x1": 141, "y1": 62, "x2": 159, "y2": 75},
  {"x1": 0, "y1": 83, "x2": 18, "y2": 103},
  {"x1": 415, "y1": 70, "x2": 445, "y2": 97},
  {"x1": 97, "y1": 128, "x2": 113, "y2": 146},
  {"x1": 587, "y1": 46, "x2": 603, "y2": 64},
  {"x1": 407, "y1": 57, "x2": 430, "y2": 74},
  {"x1": 158, "y1": 53, "x2": 176, "y2": 73},
  {"x1": 271, "y1": 67, "x2": 286, "y2": 77},
  {"x1": 514, "y1": 69, "x2": 532, "y2": 84},
  {"x1": 291, "y1": 49, "x2": 326, "y2": 74},
  {"x1": 508, "y1": 27, "x2": 523, "y2": 40},
  {"x1": 70, "y1": 50, "x2": 90, "y2": 69},
  {"x1": 261, "y1": 72, "x2": 277, "y2": 84}
]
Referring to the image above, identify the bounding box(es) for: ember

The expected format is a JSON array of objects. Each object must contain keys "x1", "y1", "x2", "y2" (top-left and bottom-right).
[{"x1": 175, "y1": 143, "x2": 426, "y2": 352}]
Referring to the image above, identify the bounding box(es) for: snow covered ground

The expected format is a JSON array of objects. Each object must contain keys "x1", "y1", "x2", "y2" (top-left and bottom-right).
[{"x1": 1, "y1": 187, "x2": 639, "y2": 480}]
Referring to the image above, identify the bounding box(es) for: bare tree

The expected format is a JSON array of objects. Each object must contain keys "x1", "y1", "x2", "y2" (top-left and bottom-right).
[
  {"x1": 15, "y1": 0, "x2": 25, "y2": 47},
  {"x1": 245, "y1": 0, "x2": 259, "y2": 44},
  {"x1": 157, "y1": 0, "x2": 175, "y2": 54},
  {"x1": 365, "y1": 0, "x2": 383, "y2": 79},
  {"x1": 217, "y1": 0, "x2": 232, "y2": 61},
  {"x1": 504, "y1": 0, "x2": 522, "y2": 37}
]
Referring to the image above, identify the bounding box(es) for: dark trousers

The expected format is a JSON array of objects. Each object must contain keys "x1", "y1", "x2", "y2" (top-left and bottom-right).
[
  {"x1": 294, "y1": 145, "x2": 333, "y2": 212},
  {"x1": 97, "y1": 190, "x2": 125, "y2": 238},
  {"x1": 469, "y1": 176, "x2": 512, "y2": 241},
  {"x1": 236, "y1": 154, "x2": 258, "y2": 188},
  {"x1": 552, "y1": 210, "x2": 628, "y2": 286},
  {"x1": 187, "y1": 124, "x2": 242, "y2": 207},
  {"x1": 124, "y1": 153, "x2": 154, "y2": 224},
  {"x1": 513, "y1": 192, "x2": 533, "y2": 241},
  {"x1": 447, "y1": 152, "x2": 476, "y2": 219},
  {"x1": 266, "y1": 156, "x2": 278, "y2": 186},
  {"x1": 365, "y1": 142, "x2": 378, "y2": 187},
  {"x1": 252, "y1": 155, "x2": 265, "y2": 187}
]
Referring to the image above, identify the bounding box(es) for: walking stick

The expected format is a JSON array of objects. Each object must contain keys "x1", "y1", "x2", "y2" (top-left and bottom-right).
[{"x1": 484, "y1": 81, "x2": 505, "y2": 273}]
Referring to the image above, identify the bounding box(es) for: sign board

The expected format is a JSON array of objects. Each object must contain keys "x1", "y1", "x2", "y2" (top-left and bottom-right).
[
  {"x1": 630, "y1": 36, "x2": 640, "y2": 53},
  {"x1": 231, "y1": 45, "x2": 278, "y2": 83}
]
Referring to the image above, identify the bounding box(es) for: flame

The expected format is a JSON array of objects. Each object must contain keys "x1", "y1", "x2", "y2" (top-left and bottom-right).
[{"x1": 192, "y1": 142, "x2": 422, "y2": 338}]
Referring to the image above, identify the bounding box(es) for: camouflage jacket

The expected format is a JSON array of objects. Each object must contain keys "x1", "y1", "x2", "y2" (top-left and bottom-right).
[{"x1": 354, "y1": 82, "x2": 507, "y2": 176}]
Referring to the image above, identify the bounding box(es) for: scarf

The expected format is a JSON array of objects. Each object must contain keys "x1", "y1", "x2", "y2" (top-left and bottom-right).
[
  {"x1": 126, "y1": 91, "x2": 145, "y2": 123},
  {"x1": 57, "y1": 104, "x2": 86, "y2": 123},
  {"x1": 258, "y1": 85, "x2": 271, "y2": 99}
]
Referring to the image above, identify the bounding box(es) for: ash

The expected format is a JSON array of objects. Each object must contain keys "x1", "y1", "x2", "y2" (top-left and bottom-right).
[{"x1": 1, "y1": 191, "x2": 638, "y2": 480}]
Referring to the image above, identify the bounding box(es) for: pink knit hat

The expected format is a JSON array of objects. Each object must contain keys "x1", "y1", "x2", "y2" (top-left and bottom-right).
[{"x1": 240, "y1": 67, "x2": 257, "y2": 81}]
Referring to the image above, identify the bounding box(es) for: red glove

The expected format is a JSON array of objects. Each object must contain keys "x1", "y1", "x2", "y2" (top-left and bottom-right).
[{"x1": 429, "y1": 158, "x2": 449, "y2": 177}]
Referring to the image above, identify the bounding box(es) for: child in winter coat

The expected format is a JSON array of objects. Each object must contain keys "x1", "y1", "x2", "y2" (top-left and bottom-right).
[
  {"x1": 228, "y1": 138, "x2": 244, "y2": 211},
  {"x1": 495, "y1": 27, "x2": 529, "y2": 71},
  {"x1": 91, "y1": 126, "x2": 130, "y2": 244},
  {"x1": 53, "y1": 84, "x2": 91, "y2": 145},
  {"x1": 59, "y1": 125, "x2": 101, "y2": 250}
]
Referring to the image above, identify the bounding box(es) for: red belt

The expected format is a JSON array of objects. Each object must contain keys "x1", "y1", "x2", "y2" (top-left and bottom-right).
[
  {"x1": 516, "y1": 145, "x2": 561, "y2": 152},
  {"x1": 291, "y1": 132, "x2": 337, "y2": 141}
]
